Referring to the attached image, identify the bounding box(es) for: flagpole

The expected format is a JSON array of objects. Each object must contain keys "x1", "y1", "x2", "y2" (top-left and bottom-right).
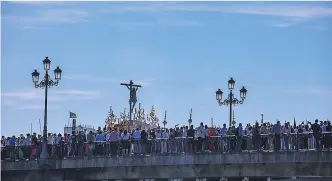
[
  {"x1": 38, "y1": 119, "x2": 42, "y2": 135},
  {"x1": 30, "y1": 122, "x2": 32, "y2": 135},
  {"x1": 68, "y1": 111, "x2": 70, "y2": 126}
]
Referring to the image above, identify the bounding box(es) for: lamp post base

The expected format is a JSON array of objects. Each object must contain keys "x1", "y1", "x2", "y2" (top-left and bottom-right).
[{"x1": 39, "y1": 142, "x2": 49, "y2": 159}]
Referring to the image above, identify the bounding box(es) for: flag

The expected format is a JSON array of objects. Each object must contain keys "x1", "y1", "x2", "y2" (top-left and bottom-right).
[
  {"x1": 70, "y1": 112, "x2": 77, "y2": 118},
  {"x1": 293, "y1": 117, "x2": 296, "y2": 128}
]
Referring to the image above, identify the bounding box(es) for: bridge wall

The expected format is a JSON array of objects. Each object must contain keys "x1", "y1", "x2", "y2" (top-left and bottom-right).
[{"x1": 2, "y1": 152, "x2": 332, "y2": 181}]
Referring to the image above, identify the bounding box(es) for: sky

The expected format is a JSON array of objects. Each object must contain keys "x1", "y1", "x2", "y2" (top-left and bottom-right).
[{"x1": 1, "y1": 1, "x2": 332, "y2": 136}]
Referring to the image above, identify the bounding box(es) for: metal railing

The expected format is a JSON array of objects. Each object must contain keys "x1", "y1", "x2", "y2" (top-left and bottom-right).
[{"x1": 1, "y1": 132, "x2": 331, "y2": 161}]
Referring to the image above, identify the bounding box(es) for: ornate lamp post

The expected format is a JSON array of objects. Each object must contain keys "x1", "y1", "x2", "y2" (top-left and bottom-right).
[
  {"x1": 120, "y1": 80, "x2": 142, "y2": 127},
  {"x1": 232, "y1": 110, "x2": 236, "y2": 126},
  {"x1": 188, "y1": 108, "x2": 192, "y2": 127},
  {"x1": 215, "y1": 77, "x2": 247, "y2": 127},
  {"x1": 31, "y1": 57, "x2": 62, "y2": 159},
  {"x1": 261, "y1": 113, "x2": 264, "y2": 124},
  {"x1": 162, "y1": 111, "x2": 167, "y2": 129}
]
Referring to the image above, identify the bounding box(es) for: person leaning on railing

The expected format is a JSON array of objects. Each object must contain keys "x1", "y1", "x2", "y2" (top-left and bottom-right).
[
  {"x1": 272, "y1": 121, "x2": 281, "y2": 151},
  {"x1": 196, "y1": 122, "x2": 206, "y2": 153},
  {"x1": 87, "y1": 131, "x2": 95, "y2": 158},
  {"x1": 187, "y1": 125, "x2": 195, "y2": 153},
  {"x1": 220, "y1": 124, "x2": 228, "y2": 153},
  {"x1": 121, "y1": 130, "x2": 131, "y2": 156},
  {"x1": 260, "y1": 123, "x2": 269, "y2": 150},
  {"x1": 282, "y1": 123, "x2": 291, "y2": 151},
  {"x1": 95, "y1": 131, "x2": 104, "y2": 155},
  {"x1": 312, "y1": 119, "x2": 322, "y2": 150},
  {"x1": 70, "y1": 131, "x2": 77, "y2": 157},
  {"x1": 252, "y1": 122, "x2": 261, "y2": 151},
  {"x1": 235, "y1": 123, "x2": 244, "y2": 152},
  {"x1": 109, "y1": 128, "x2": 119, "y2": 156}
]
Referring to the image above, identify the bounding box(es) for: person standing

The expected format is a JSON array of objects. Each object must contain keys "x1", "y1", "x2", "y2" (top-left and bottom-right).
[
  {"x1": 196, "y1": 122, "x2": 206, "y2": 153},
  {"x1": 325, "y1": 121, "x2": 332, "y2": 149},
  {"x1": 187, "y1": 125, "x2": 195, "y2": 153},
  {"x1": 87, "y1": 131, "x2": 95, "y2": 158},
  {"x1": 272, "y1": 121, "x2": 281, "y2": 151},
  {"x1": 110, "y1": 128, "x2": 119, "y2": 156},
  {"x1": 71, "y1": 131, "x2": 77, "y2": 157},
  {"x1": 235, "y1": 123, "x2": 244, "y2": 152},
  {"x1": 252, "y1": 122, "x2": 261, "y2": 151},
  {"x1": 282, "y1": 123, "x2": 291, "y2": 151},
  {"x1": 312, "y1": 119, "x2": 322, "y2": 150},
  {"x1": 220, "y1": 124, "x2": 228, "y2": 153}
]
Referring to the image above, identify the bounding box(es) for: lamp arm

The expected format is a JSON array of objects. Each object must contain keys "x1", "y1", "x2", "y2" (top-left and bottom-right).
[
  {"x1": 35, "y1": 74, "x2": 59, "y2": 88},
  {"x1": 218, "y1": 98, "x2": 230, "y2": 106},
  {"x1": 232, "y1": 97, "x2": 245, "y2": 105}
]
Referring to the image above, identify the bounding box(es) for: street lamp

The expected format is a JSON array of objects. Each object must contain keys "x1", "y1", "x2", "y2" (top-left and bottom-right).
[
  {"x1": 215, "y1": 77, "x2": 247, "y2": 127},
  {"x1": 163, "y1": 110, "x2": 167, "y2": 129},
  {"x1": 261, "y1": 113, "x2": 264, "y2": 124},
  {"x1": 120, "y1": 80, "x2": 142, "y2": 129},
  {"x1": 188, "y1": 108, "x2": 192, "y2": 127},
  {"x1": 32, "y1": 57, "x2": 62, "y2": 159}
]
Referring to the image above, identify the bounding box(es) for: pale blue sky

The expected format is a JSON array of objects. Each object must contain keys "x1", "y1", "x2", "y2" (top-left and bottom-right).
[{"x1": 1, "y1": 2, "x2": 332, "y2": 136}]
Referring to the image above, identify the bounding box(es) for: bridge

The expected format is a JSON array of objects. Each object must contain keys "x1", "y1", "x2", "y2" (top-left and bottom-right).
[{"x1": 2, "y1": 151, "x2": 332, "y2": 181}]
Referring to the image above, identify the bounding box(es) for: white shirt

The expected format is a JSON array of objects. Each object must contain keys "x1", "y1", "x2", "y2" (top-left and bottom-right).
[
  {"x1": 283, "y1": 127, "x2": 291, "y2": 134},
  {"x1": 182, "y1": 130, "x2": 187, "y2": 137},
  {"x1": 47, "y1": 135, "x2": 53, "y2": 144},
  {"x1": 196, "y1": 126, "x2": 206, "y2": 138},
  {"x1": 162, "y1": 132, "x2": 169, "y2": 138},
  {"x1": 122, "y1": 134, "x2": 130, "y2": 140}
]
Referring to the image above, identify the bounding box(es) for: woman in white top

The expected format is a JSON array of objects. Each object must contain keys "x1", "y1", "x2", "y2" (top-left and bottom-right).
[
  {"x1": 161, "y1": 129, "x2": 169, "y2": 153},
  {"x1": 121, "y1": 130, "x2": 131, "y2": 155},
  {"x1": 282, "y1": 124, "x2": 291, "y2": 151}
]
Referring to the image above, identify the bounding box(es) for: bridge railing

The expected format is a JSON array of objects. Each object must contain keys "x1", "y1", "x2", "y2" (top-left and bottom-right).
[{"x1": 1, "y1": 132, "x2": 331, "y2": 161}]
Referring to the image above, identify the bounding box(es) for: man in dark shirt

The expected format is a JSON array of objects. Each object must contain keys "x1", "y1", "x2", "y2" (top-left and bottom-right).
[
  {"x1": 312, "y1": 119, "x2": 322, "y2": 150},
  {"x1": 326, "y1": 121, "x2": 332, "y2": 149},
  {"x1": 77, "y1": 131, "x2": 85, "y2": 156},
  {"x1": 187, "y1": 125, "x2": 195, "y2": 153},
  {"x1": 71, "y1": 131, "x2": 77, "y2": 157}
]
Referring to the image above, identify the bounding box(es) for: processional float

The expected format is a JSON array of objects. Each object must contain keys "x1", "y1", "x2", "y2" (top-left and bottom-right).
[{"x1": 105, "y1": 104, "x2": 159, "y2": 131}]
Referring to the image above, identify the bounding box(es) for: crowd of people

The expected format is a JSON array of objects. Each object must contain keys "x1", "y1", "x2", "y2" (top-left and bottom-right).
[{"x1": 1, "y1": 119, "x2": 331, "y2": 161}]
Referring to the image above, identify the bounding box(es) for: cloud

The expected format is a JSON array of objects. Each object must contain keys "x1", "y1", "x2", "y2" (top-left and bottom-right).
[
  {"x1": 134, "y1": 78, "x2": 157, "y2": 86},
  {"x1": 101, "y1": 3, "x2": 332, "y2": 27},
  {"x1": 6, "y1": 2, "x2": 331, "y2": 29},
  {"x1": 9, "y1": 1, "x2": 69, "y2": 6},
  {"x1": 109, "y1": 19, "x2": 202, "y2": 28},
  {"x1": 1, "y1": 88, "x2": 100, "y2": 102},
  {"x1": 4, "y1": 8, "x2": 89, "y2": 28},
  {"x1": 18, "y1": 104, "x2": 60, "y2": 110},
  {"x1": 100, "y1": 3, "x2": 332, "y2": 18},
  {"x1": 282, "y1": 88, "x2": 332, "y2": 96},
  {"x1": 55, "y1": 90, "x2": 100, "y2": 96},
  {"x1": 63, "y1": 74, "x2": 157, "y2": 87},
  {"x1": 63, "y1": 75, "x2": 119, "y2": 83},
  {"x1": 1, "y1": 89, "x2": 62, "y2": 101}
]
